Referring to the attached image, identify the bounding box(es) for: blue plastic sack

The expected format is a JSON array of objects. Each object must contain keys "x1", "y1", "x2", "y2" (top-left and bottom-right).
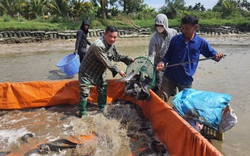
[{"x1": 172, "y1": 88, "x2": 232, "y2": 130}]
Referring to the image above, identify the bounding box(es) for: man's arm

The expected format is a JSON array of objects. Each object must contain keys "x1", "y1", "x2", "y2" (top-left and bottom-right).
[
  {"x1": 112, "y1": 46, "x2": 134, "y2": 66},
  {"x1": 201, "y1": 39, "x2": 224, "y2": 61},
  {"x1": 148, "y1": 36, "x2": 156, "y2": 64},
  {"x1": 93, "y1": 46, "x2": 125, "y2": 77},
  {"x1": 156, "y1": 37, "x2": 175, "y2": 71},
  {"x1": 86, "y1": 38, "x2": 91, "y2": 45}
]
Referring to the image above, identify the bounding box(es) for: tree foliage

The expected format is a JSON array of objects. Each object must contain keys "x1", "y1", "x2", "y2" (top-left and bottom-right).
[
  {"x1": 0, "y1": 0, "x2": 249, "y2": 22},
  {"x1": 187, "y1": 2, "x2": 206, "y2": 12},
  {"x1": 212, "y1": 0, "x2": 250, "y2": 18},
  {"x1": 0, "y1": 0, "x2": 22, "y2": 17},
  {"x1": 28, "y1": 0, "x2": 48, "y2": 19},
  {"x1": 118, "y1": 0, "x2": 144, "y2": 14},
  {"x1": 47, "y1": 0, "x2": 70, "y2": 18}
]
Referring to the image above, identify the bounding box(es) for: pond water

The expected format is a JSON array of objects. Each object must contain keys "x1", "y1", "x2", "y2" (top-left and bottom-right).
[{"x1": 0, "y1": 35, "x2": 250, "y2": 156}]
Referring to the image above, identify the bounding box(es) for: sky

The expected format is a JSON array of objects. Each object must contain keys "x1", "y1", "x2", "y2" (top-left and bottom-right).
[{"x1": 144, "y1": 0, "x2": 219, "y2": 11}]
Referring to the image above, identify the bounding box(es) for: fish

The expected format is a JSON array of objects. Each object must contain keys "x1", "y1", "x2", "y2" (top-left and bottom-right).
[{"x1": 116, "y1": 70, "x2": 138, "y2": 82}]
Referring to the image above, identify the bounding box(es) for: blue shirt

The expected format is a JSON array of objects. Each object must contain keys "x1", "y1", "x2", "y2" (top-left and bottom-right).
[{"x1": 162, "y1": 33, "x2": 217, "y2": 85}]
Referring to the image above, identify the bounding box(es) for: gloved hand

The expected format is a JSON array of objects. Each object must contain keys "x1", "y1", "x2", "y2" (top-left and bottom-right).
[
  {"x1": 126, "y1": 57, "x2": 134, "y2": 65},
  {"x1": 73, "y1": 51, "x2": 78, "y2": 55}
]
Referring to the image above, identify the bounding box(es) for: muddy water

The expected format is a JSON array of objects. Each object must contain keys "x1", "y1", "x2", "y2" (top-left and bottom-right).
[
  {"x1": 0, "y1": 35, "x2": 250, "y2": 155},
  {"x1": 193, "y1": 44, "x2": 250, "y2": 156},
  {"x1": 0, "y1": 102, "x2": 160, "y2": 156},
  {"x1": 0, "y1": 37, "x2": 148, "y2": 82}
]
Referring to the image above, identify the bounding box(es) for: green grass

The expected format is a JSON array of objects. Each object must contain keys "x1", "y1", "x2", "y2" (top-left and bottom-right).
[
  {"x1": 0, "y1": 17, "x2": 250, "y2": 31},
  {"x1": 132, "y1": 18, "x2": 154, "y2": 28},
  {"x1": 0, "y1": 21, "x2": 59, "y2": 31}
]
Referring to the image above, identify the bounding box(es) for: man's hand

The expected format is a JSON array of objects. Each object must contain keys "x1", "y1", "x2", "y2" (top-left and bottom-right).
[
  {"x1": 128, "y1": 58, "x2": 134, "y2": 64},
  {"x1": 156, "y1": 62, "x2": 165, "y2": 71},
  {"x1": 125, "y1": 57, "x2": 134, "y2": 65},
  {"x1": 214, "y1": 53, "x2": 225, "y2": 61},
  {"x1": 119, "y1": 71, "x2": 126, "y2": 77}
]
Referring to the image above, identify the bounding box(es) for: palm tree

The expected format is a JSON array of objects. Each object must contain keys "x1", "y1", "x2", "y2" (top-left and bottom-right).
[
  {"x1": 69, "y1": 0, "x2": 85, "y2": 20},
  {"x1": 81, "y1": 1, "x2": 94, "y2": 20},
  {"x1": 48, "y1": 0, "x2": 70, "y2": 18},
  {"x1": 0, "y1": 0, "x2": 21, "y2": 17},
  {"x1": 99, "y1": 0, "x2": 108, "y2": 19},
  {"x1": 28, "y1": 0, "x2": 48, "y2": 19}
]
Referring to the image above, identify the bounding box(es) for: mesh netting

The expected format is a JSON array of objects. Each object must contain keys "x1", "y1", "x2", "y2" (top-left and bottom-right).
[{"x1": 125, "y1": 56, "x2": 156, "y2": 89}]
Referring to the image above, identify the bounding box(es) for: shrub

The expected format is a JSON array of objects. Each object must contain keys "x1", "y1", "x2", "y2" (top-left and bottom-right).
[
  {"x1": 17, "y1": 16, "x2": 27, "y2": 22},
  {"x1": 2, "y1": 14, "x2": 12, "y2": 22}
]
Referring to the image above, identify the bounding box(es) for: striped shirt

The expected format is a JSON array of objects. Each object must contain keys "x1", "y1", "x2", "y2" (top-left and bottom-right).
[{"x1": 79, "y1": 36, "x2": 131, "y2": 86}]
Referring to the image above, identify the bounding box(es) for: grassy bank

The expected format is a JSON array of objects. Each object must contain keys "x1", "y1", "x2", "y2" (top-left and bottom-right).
[{"x1": 0, "y1": 17, "x2": 250, "y2": 31}]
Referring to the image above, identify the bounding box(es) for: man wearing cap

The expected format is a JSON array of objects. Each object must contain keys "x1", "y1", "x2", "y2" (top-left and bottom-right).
[{"x1": 148, "y1": 14, "x2": 178, "y2": 95}]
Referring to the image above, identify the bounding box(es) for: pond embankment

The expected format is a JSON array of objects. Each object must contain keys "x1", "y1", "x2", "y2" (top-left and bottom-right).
[{"x1": 0, "y1": 26, "x2": 249, "y2": 44}]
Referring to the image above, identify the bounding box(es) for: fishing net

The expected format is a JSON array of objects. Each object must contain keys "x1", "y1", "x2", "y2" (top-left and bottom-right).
[
  {"x1": 126, "y1": 56, "x2": 156, "y2": 89},
  {"x1": 125, "y1": 56, "x2": 156, "y2": 101}
]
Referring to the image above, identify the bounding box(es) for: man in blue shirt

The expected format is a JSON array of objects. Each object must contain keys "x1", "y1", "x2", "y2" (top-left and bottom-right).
[{"x1": 157, "y1": 15, "x2": 224, "y2": 102}]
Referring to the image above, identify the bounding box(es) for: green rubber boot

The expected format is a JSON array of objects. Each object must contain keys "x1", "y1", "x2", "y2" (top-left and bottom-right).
[
  {"x1": 98, "y1": 94, "x2": 107, "y2": 110},
  {"x1": 98, "y1": 83, "x2": 107, "y2": 110},
  {"x1": 76, "y1": 100, "x2": 87, "y2": 118}
]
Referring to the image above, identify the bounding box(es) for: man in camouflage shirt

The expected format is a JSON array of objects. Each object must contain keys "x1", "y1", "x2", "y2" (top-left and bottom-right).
[{"x1": 76, "y1": 26, "x2": 133, "y2": 117}]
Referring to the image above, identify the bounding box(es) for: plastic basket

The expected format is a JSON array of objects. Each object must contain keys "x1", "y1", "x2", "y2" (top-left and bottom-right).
[{"x1": 56, "y1": 53, "x2": 80, "y2": 77}]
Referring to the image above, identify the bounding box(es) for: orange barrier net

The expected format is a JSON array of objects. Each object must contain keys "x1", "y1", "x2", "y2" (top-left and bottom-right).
[{"x1": 0, "y1": 80, "x2": 222, "y2": 156}]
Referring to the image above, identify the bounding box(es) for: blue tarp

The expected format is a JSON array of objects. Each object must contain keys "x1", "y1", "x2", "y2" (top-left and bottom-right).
[{"x1": 172, "y1": 89, "x2": 232, "y2": 130}]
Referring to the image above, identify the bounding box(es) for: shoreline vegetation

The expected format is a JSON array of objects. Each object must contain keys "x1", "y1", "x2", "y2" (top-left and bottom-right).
[
  {"x1": 1, "y1": 10, "x2": 250, "y2": 44},
  {"x1": 1, "y1": 26, "x2": 250, "y2": 44},
  {"x1": 1, "y1": 16, "x2": 250, "y2": 31},
  {"x1": 1, "y1": 0, "x2": 250, "y2": 45},
  {"x1": 1, "y1": 14, "x2": 250, "y2": 44}
]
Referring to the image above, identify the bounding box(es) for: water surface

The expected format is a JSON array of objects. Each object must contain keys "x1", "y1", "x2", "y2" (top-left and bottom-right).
[{"x1": 0, "y1": 36, "x2": 250, "y2": 155}]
